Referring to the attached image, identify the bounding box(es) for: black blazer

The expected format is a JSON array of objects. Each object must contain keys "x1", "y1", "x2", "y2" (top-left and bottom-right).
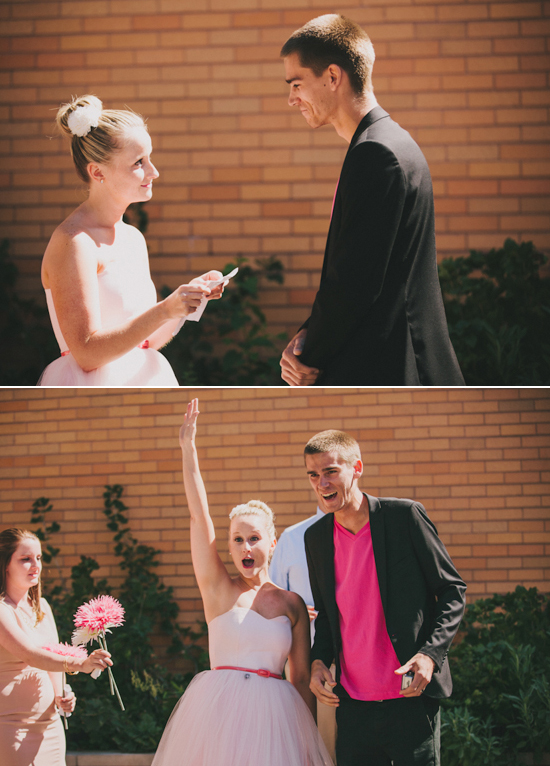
[
  {"x1": 299, "y1": 107, "x2": 464, "y2": 386},
  {"x1": 304, "y1": 495, "x2": 467, "y2": 699}
]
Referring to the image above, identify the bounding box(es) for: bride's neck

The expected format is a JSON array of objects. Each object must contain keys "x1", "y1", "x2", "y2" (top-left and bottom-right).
[
  {"x1": 79, "y1": 191, "x2": 127, "y2": 229},
  {"x1": 237, "y1": 571, "x2": 270, "y2": 591}
]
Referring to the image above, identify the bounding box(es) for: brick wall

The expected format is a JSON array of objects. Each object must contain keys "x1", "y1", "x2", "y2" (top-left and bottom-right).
[
  {"x1": 1, "y1": 387, "x2": 549, "y2": 638},
  {"x1": 1, "y1": 0, "x2": 548, "y2": 340}
]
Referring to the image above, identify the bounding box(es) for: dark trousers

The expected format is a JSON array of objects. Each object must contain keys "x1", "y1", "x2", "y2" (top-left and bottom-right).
[{"x1": 336, "y1": 695, "x2": 440, "y2": 766}]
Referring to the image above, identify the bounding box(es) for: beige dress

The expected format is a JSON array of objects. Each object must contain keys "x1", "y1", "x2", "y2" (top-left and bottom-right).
[{"x1": 0, "y1": 598, "x2": 65, "y2": 766}]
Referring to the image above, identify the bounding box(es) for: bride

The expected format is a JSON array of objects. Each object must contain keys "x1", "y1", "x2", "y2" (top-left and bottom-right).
[
  {"x1": 39, "y1": 95, "x2": 224, "y2": 386},
  {"x1": 151, "y1": 399, "x2": 332, "y2": 765}
]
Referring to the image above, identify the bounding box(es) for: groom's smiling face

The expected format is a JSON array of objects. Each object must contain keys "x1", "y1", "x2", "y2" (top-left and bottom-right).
[
  {"x1": 305, "y1": 451, "x2": 362, "y2": 514},
  {"x1": 284, "y1": 52, "x2": 336, "y2": 130}
]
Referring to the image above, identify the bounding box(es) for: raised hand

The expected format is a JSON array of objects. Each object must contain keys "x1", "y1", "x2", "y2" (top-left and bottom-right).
[{"x1": 179, "y1": 398, "x2": 199, "y2": 450}]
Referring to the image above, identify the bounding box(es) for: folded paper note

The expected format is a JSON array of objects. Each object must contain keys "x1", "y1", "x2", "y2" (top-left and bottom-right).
[{"x1": 172, "y1": 267, "x2": 239, "y2": 336}]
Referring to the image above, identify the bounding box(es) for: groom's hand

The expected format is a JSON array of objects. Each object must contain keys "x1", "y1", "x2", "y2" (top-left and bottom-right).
[
  {"x1": 280, "y1": 329, "x2": 319, "y2": 386},
  {"x1": 310, "y1": 659, "x2": 339, "y2": 707},
  {"x1": 395, "y1": 652, "x2": 436, "y2": 697}
]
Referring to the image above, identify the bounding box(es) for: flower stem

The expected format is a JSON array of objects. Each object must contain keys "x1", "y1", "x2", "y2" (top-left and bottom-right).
[
  {"x1": 62, "y1": 672, "x2": 68, "y2": 730},
  {"x1": 99, "y1": 632, "x2": 125, "y2": 712},
  {"x1": 99, "y1": 634, "x2": 114, "y2": 695}
]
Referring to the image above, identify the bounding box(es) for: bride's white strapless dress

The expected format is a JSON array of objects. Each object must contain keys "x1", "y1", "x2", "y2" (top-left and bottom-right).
[
  {"x1": 38, "y1": 257, "x2": 178, "y2": 386},
  {"x1": 152, "y1": 607, "x2": 333, "y2": 766}
]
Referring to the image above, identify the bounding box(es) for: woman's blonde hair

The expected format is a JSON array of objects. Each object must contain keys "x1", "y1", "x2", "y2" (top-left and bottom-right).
[
  {"x1": 0, "y1": 528, "x2": 44, "y2": 624},
  {"x1": 229, "y1": 500, "x2": 276, "y2": 542},
  {"x1": 56, "y1": 94, "x2": 146, "y2": 183}
]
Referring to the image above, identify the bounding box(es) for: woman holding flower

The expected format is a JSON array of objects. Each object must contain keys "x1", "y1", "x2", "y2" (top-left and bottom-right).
[
  {"x1": 152, "y1": 400, "x2": 332, "y2": 766},
  {"x1": 0, "y1": 528, "x2": 112, "y2": 766},
  {"x1": 38, "y1": 94, "x2": 225, "y2": 386}
]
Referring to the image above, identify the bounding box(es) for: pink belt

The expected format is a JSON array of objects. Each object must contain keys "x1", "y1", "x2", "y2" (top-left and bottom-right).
[
  {"x1": 61, "y1": 340, "x2": 150, "y2": 357},
  {"x1": 213, "y1": 666, "x2": 283, "y2": 679}
]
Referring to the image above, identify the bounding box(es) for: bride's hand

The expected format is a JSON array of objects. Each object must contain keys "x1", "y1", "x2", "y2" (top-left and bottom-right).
[
  {"x1": 179, "y1": 398, "x2": 199, "y2": 449},
  {"x1": 164, "y1": 283, "x2": 211, "y2": 318},
  {"x1": 192, "y1": 270, "x2": 225, "y2": 301}
]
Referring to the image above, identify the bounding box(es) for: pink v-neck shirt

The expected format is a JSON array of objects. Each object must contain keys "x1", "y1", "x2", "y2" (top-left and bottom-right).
[{"x1": 334, "y1": 518, "x2": 403, "y2": 700}]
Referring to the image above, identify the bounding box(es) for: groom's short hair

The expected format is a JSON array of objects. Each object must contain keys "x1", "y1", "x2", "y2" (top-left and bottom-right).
[
  {"x1": 304, "y1": 430, "x2": 361, "y2": 466},
  {"x1": 280, "y1": 14, "x2": 375, "y2": 95}
]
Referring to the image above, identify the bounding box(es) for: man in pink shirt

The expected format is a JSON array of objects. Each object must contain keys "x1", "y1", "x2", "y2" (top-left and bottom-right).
[{"x1": 303, "y1": 430, "x2": 466, "y2": 766}]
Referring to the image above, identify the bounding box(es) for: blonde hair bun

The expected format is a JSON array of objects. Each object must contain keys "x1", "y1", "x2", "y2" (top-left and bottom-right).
[
  {"x1": 55, "y1": 94, "x2": 146, "y2": 184},
  {"x1": 56, "y1": 95, "x2": 103, "y2": 138}
]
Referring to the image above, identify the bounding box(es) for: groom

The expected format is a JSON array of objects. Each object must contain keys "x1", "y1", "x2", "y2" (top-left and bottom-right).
[
  {"x1": 302, "y1": 429, "x2": 466, "y2": 765},
  {"x1": 279, "y1": 14, "x2": 464, "y2": 386}
]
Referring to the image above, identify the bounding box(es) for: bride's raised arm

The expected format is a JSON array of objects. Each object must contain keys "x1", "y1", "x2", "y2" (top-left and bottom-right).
[{"x1": 179, "y1": 399, "x2": 231, "y2": 608}]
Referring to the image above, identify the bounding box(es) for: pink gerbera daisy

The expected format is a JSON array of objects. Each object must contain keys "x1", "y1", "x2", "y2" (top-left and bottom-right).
[
  {"x1": 42, "y1": 643, "x2": 88, "y2": 729},
  {"x1": 73, "y1": 595, "x2": 125, "y2": 634},
  {"x1": 43, "y1": 642, "x2": 88, "y2": 660},
  {"x1": 72, "y1": 594, "x2": 126, "y2": 712}
]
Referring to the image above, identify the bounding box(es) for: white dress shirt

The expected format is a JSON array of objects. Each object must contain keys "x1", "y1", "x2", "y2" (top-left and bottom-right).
[{"x1": 269, "y1": 507, "x2": 326, "y2": 606}]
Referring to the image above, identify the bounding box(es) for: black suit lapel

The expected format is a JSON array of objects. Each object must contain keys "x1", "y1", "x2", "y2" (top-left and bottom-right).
[
  {"x1": 368, "y1": 494, "x2": 388, "y2": 616},
  {"x1": 318, "y1": 514, "x2": 338, "y2": 622},
  {"x1": 311, "y1": 513, "x2": 340, "y2": 650}
]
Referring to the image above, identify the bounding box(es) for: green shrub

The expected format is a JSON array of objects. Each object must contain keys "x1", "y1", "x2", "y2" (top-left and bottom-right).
[
  {"x1": 441, "y1": 707, "x2": 504, "y2": 766},
  {"x1": 441, "y1": 587, "x2": 550, "y2": 765},
  {"x1": 30, "y1": 486, "x2": 208, "y2": 752},
  {"x1": 0, "y1": 239, "x2": 58, "y2": 385},
  {"x1": 439, "y1": 238, "x2": 550, "y2": 384}
]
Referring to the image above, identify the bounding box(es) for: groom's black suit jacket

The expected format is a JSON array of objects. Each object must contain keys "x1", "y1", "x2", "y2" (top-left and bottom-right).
[
  {"x1": 304, "y1": 495, "x2": 466, "y2": 699},
  {"x1": 299, "y1": 107, "x2": 464, "y2": 386}
]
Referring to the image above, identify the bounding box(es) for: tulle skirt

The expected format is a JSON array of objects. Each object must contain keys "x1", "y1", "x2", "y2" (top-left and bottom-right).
[
  {"x1": 37, "y1": 347, "x2": 179, "y2": 386},
  {"x1": 152, "y1": 669, "x2": 333, "y2": 766}
]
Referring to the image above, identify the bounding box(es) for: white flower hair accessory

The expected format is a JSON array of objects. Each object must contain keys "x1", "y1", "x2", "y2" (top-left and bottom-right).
[{"x1": 67, "y1": 103, "x2": 101, "y2": 138}]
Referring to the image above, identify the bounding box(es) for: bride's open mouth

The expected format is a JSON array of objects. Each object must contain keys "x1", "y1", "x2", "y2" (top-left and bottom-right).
[{"x1": 242, "y1": 558, "x2": 254, "y2": 569}]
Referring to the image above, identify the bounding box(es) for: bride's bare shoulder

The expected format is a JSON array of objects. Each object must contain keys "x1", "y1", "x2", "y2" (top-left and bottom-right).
[
  {"x1": 42, "y1": 214, "x2": 98, "y2": 288},
  {"x1": 47, "y1": 210, "x2": 101, "y2": 261},
  {"x1": 59, "y1": 206, "x2": 96, "y2": 240}
]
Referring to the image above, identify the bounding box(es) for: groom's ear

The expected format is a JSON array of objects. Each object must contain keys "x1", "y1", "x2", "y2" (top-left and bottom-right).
[
  {"x1": 353, "y1": 459, "x2": 363, "y2": 479},
  {"x1": 326, "y1": 63, "x2": 344, "y2": 91}
]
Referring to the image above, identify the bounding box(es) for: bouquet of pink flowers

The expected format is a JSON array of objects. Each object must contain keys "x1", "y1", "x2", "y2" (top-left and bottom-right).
[
  {"x1": 71, "y1": 595, "x2": 125, "y2": 711},
  {"x1": 43, "y1": 642, "x2": 88, "y2": 728}
]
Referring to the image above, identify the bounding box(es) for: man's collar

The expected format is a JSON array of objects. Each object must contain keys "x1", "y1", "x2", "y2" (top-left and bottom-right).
[{"x1": 349, "y1": 106, "x2": 390, "y2": 149}]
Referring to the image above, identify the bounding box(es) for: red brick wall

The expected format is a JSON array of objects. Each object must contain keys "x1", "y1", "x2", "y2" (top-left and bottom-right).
[
  {"x1": 1, "y1": 1, "x2": 549, "y2": 339},
  {"x1": 1, "y1": 387, "x2": 549, "y2": 634}
]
